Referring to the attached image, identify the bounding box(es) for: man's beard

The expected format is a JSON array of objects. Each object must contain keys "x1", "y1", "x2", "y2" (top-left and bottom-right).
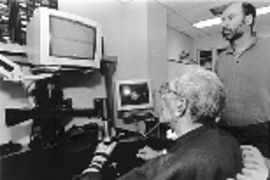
[{"x1": 222, "y1": 27, "x2": 244, "y2": 42}]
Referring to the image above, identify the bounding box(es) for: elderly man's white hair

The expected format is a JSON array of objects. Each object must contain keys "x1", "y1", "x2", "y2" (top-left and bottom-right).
[{"x1": 170, "y1": 65, "x2": 226, "y2": 124}]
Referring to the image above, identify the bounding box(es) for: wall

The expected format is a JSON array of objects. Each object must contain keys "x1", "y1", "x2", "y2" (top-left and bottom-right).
[
  {"x1": 60, "y1": 0, "x2": 168, "y2": 130},
  {"x1": 60, "y1": 0, "x2": 168, "y2": 85},
  {"x1": 167, "y1": 27, "x2": 193, "y2": 80},
  {"x1": 257, "y1": 25, "x2": 270, "y2": 37},
  {"x1": 193, "y1": 33, "x2": 226, "y2": 52},
  {"x1": 147, "y1": 0, "x2": 167, "y2": 107},
  {"x1": 60, "y1": 0, "x2": 149, "y2": 80},
  {"x1": 0, "y1": 80, "x2": 32, "y2": 145}
]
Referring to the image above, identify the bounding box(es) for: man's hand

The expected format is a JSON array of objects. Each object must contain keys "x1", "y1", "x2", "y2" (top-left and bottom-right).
[
  {"x1": 136, "y1": 146, "x2": 166, "y2": 160},
  {"x1": 264, "y1": 157, "x2": 270, "y2": 173},
  {"x1": 95, "y1": 141, "x2": 117, "y2": 156},
  {"x1": 227, "y1": 145, "x2": 269, "y2": 180}
]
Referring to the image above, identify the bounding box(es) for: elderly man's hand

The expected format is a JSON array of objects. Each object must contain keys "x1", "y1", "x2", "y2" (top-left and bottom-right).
[
  {"x1": 137, "y1": 146, "x2": 166, "y2": 160},
  {"x1": 227, "y1": 145, "x2": 269, "y2": 180},
  {"x1": 95, "y1": 141, "x2": 117, "y2": 156}
]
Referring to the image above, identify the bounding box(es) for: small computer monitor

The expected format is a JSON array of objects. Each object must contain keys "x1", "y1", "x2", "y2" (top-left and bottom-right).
[{"x1": 115, "y1": 79, "x2": 153, "y2": 111}]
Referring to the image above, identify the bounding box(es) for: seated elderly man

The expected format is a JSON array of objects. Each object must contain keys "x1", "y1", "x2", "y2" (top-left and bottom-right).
[{"x1": 73, "y1": 65, "x2": 244, "y2": 180}]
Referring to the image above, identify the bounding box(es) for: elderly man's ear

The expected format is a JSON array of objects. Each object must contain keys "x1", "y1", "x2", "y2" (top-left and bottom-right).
[{"x1": 175, "y1": 98, "x2": 188, "y2": 118}]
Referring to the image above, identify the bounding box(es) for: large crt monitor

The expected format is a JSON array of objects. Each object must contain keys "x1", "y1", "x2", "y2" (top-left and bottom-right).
[
  {"x1": 115, "y1": 79, "x2": 153, "y2": 111},
  {"x1": 26, "y1": 7, "x2": 102, "y2": 69}
]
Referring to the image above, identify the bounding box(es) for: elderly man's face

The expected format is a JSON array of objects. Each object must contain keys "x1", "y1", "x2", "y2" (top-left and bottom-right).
[
  {"x1": 221, "y1": 3, "x2": 246, "y2": 42},
  {"x1": 159, "y1": 95, "x2": 174, "y2": 123},
  {"x1": 159, "y1": 85, "x2": 181, "y2": 130}
]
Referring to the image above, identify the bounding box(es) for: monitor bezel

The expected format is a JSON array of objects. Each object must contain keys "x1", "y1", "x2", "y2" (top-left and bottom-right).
[
  {"x1": 115, "y1": 78, "x2": 154, "y2": 111},
  {"x1": 26, "y1": 7, "x2": 102, "y2": 69}
]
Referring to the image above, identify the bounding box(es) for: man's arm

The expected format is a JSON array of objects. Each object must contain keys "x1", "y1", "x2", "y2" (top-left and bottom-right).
[{"x1": 71, "y1": 141, "x2": 117, "y2": 180}]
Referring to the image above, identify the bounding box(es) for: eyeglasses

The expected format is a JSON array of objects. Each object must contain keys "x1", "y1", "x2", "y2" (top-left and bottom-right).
[{"x1": 158, "y1": 82, "x2": 180, "y2": 98}]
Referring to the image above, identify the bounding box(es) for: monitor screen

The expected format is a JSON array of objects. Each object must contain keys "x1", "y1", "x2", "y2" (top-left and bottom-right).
[
  {"x1": 116, "y1": 79, "x2": 153, "y2": 111},
  {"x1": 50, "y1": 15, "x2": 97, "y2": 60}
]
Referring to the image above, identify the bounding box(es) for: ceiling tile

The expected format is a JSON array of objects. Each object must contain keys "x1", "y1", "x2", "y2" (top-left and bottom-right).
[
  {"x1": 167, "y1": 12, "x2": 193, "y2": 31},
  {"x1": 157, "y1": 0, "x2": 211, "y2": 13},
  {"x1": 178, "y1": 1, "x2": 232, "y2": 23},
  {"x1": 179, "y1": 8, "x2": 214, "y2": 24},
  {"x1": 182, "y1": 27, "x2": 207, "y2": 37}
]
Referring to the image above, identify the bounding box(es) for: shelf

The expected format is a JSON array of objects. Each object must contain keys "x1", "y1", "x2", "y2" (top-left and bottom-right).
[{"x1": 0, "y1": 42, "x2": 26, "y2": 56}]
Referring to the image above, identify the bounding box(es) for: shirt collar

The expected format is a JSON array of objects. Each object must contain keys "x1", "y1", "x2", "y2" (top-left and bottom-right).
[
  {"x1": 226, "y1": 34, "x2": 258, "y2": 57},
  {"x1": 169, "y1": 125, "x2": 211, "y2": 152}
]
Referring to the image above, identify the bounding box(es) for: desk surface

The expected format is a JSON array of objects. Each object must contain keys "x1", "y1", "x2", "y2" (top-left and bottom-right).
[
  {"x1": 0, "y1": 145, "x2": 96, "y2": 180},
  {"x1": 0, "y1": 141, "x2": 145, "y2": 180}
]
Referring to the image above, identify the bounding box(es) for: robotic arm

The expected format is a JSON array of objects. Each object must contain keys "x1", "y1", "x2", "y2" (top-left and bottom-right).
[
  {"x1": 0, "y1": 54, "x2": 53, "y2": 82},
  {"x1": 0, "y1": 54, "x2": 24, "y2": 82}
]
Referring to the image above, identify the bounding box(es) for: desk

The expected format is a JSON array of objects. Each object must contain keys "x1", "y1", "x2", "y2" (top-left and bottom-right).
[
  {"x1": 0, "y1": 130, "x2": 172, "y2": 180},
  {"x1": 0, "y1": 142, "x2": 143, "y2": 180},
  {"x1": 0, "y1": 132, "x2": 100, "y2": 180},
  {"x1": 0, "y1": 145, "x2": 97, "y2": 180}
]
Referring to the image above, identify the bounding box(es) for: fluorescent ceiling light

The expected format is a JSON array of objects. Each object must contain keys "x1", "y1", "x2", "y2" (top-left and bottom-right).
[
  {"x1": 193, "y1": 4, "x2": 270, "y2": 29},
  {"x1": 257, "y1": 4, "x2": 270, "y2": 15},
  {"x1": 193, "y1": 17, "x2": 221, "y2": 28}
]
